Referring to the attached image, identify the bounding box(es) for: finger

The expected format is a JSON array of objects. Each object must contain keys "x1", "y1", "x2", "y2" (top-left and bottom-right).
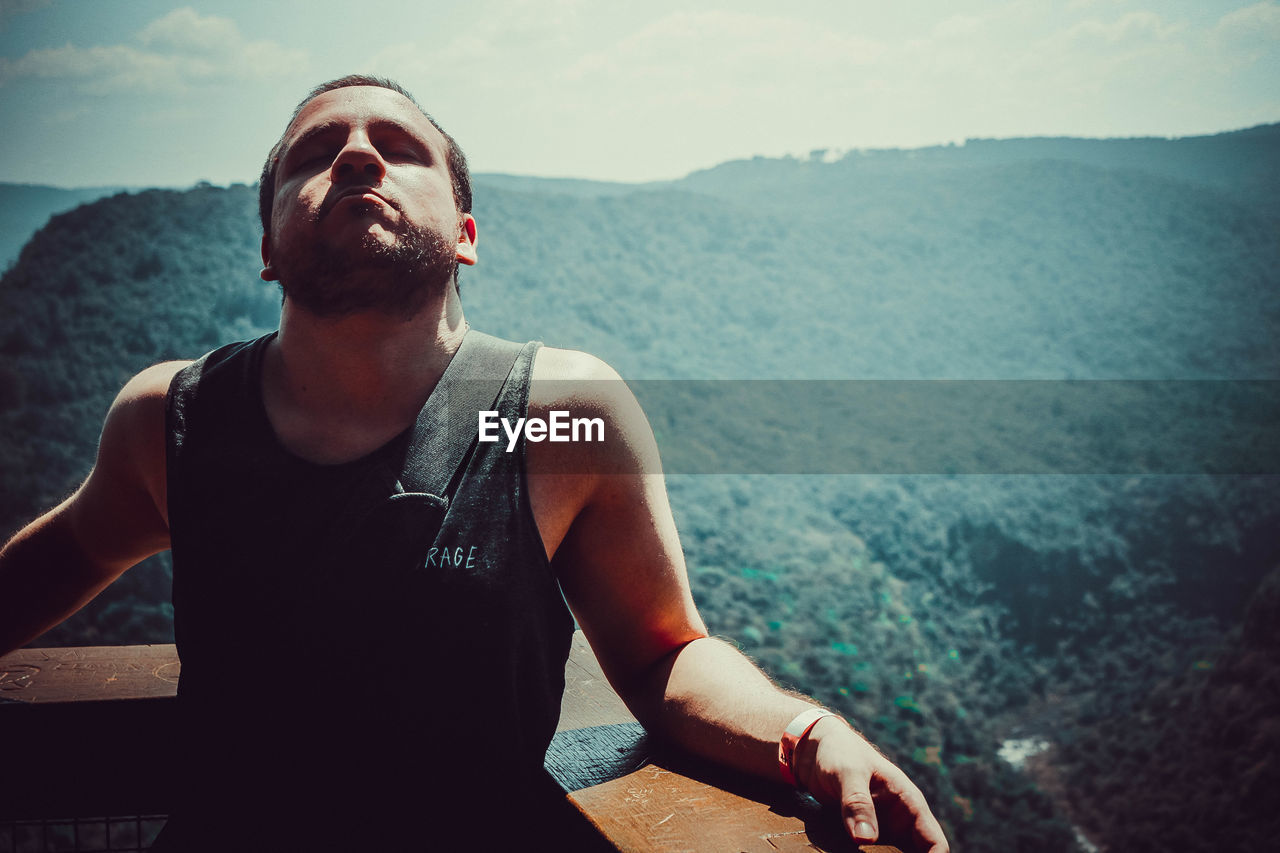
[
  {"x1": 901, "y1": 785, "x2": 949, "y2": 852},
  {"x1": 840, "y1": 788, "x2": 879, "y2": 843},
  {"x1": 918, "y1": 816, "x2": 950, "y2": 853},
  {"x1": 918, "y1": 810, "x2": 950, "y2": 853},
  {"x1": 866, "y1": 764, "x2": 950, "y2": 853},
  {"x1": 890, "y1": 782, "x2": 950, "y2": 853}
]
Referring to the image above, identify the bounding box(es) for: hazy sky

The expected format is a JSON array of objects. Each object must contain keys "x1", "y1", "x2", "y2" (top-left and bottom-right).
[{"x1": 1, "y1": 0, "x2": 1277, "y2": 188}]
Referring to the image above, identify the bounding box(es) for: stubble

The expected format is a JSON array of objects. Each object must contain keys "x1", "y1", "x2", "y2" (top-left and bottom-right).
[{"x1": 272, "y1": 207, "x2": 459, "y2": 321}]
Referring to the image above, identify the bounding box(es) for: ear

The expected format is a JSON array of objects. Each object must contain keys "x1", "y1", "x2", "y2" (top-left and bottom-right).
[
  {"x1": 456, "y1": 213, "x2": 478, "y2": 266},
  {"x1": 260, "y1": 234, "x2": 278, "y2": 281}
]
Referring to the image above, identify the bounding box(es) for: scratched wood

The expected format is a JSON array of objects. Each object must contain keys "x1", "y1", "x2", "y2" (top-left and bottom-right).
[
  {"x1": 0, "y1": 644, "x2": 180, "y2": 703},
  {"x1": 0, "y1": 637, "x2": 619, "y2": 713},
  {"x1": 545, "y1": 634, "x2": 905, "y2": 853},
  {"x1": 572, "y1": 762, "x2": 812, "y2": 853},
  {"x1": 566, "y1": 758, "x2": 905, "y2": 853}
]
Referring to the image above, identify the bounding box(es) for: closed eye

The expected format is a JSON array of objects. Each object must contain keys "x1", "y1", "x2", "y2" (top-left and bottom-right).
[
  {"x1": 375, "y1": 136, "x2": 430, "y2": 163},
  {"x1": 282, "y1": 145, "x2": 337, "y2": 177}
]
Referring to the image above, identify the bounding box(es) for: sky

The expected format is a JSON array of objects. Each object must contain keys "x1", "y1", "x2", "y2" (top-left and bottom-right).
[{"x1": 0, "y1": 0, "x2": 1277, "y2": 188}]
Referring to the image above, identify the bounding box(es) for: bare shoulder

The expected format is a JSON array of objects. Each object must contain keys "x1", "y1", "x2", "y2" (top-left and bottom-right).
[
  {"x1": 93, "y1": 360, "x2": 193, "y2": 501},
  {"x1": 101, "y1": 361, "x2": 192, "y2": 449},
  {"x1": 115, "y1": 360, "x2": 192, "y2": 407},
  {"x1": 528, "y1": 346, "x2": 632, "y2": 420},
  {"x1": 527, "y1": 347, "x2": 654, "y2": 471},
  {"x1": 530, "y1": 346, "x2": 622, "y2": 384},
  {"x1": 529, "y1": 345, "x2": 645, "y2": 440}
]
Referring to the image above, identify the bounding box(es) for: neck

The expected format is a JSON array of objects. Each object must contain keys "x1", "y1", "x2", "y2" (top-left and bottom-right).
[{"x1": 263, "y1": 284, "x2": 467, "y2": 462}]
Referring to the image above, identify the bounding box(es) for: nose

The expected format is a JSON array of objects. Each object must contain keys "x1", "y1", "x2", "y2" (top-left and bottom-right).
[{"x1": 330, "y1": 130, "x2": 386, "y2": 184}]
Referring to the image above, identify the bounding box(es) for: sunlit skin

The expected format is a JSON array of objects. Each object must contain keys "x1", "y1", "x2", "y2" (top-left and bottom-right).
[
  {"x1": 0, "y1": 85, "x2": 948, "y2": 852},
  {"x1": 263, "y1": 86, "x2": 476, "y2": 283},
  {"x1": 254, "y1": 87, "x2": 478, "y2": 465}
]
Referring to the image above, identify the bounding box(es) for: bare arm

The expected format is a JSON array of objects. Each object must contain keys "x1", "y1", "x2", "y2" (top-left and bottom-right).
[
  {"x1": 530, "y1": 351, "x2": 948, "y2": 852},
  {"x1": 634, "y1": 637, "x2": 948, "y2": 851},
  {"x1": 0, "y1": 362, "x2": 183, "y2": 655}
]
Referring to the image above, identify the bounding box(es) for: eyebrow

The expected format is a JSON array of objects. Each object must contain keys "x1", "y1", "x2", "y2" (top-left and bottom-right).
[{"x1": 280, "y1": 117, "x2": 434, "y2": 164}]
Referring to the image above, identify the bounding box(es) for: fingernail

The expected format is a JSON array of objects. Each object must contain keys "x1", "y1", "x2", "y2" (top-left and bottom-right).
[{"x1": 854, "y1": 820, "x2": 875, "y2": 838}]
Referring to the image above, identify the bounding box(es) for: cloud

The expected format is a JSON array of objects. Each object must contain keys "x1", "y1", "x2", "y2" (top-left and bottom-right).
[
  {"x1": 562, "y1": 10, "x2": 883, "y2": 100},
  {"x1": 365, "y1": 35, "x2": 499, "y2": 84},
  {"x1": 477, "y1": 0, "x2": 589, "y2": 48},
  {"x1": 0, "y1": 7, "x2": 308, "y2": 93},
  {"x1": 137, "y1": 6, "x2": 244, "y2": 54},
  {"x1": 363, "y1": 0, "x2": 591, "y2": 87},
  {"x1": 1065, "y1": 0, "x2": 1131, "y2": 9},
  {"x1": 1065, "y1": 10, "x2": 1183, "y2": 45},
  {"x1": 929, "y1": 15, "x2": 983, "y2": 40},
  {"x1": 1210, "y1": 2, "x2": 1280, "y2": 63},
  {"x1": 1216, "y1": 0, "x2": 1280, "y2": 34},
  {"x1": 0, "y1": 43, "x2": 180, "y2": 92}
]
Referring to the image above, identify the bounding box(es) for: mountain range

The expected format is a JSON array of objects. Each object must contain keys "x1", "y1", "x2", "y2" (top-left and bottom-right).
[{"x1": 2, "y1": 123, "x2": 1278, "y2": 852}]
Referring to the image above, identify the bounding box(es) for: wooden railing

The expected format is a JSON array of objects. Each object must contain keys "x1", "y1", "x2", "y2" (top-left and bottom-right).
[{"x1": 1, "y1": 634, "x2": 903, "y2": 852}]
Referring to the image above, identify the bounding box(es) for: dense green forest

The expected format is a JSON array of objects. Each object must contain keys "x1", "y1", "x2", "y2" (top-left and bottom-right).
[
  {"x1": 2, "y1": 125, "x2": 1278, "y2": 851},
  {"x1": 0, "y1": 183, "x2": 124, "y2": 274}
]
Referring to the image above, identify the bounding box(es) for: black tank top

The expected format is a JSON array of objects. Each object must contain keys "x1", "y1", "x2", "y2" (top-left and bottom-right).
[{"x1": 161, "y1": 331, "x2": 575, "y2": 850}]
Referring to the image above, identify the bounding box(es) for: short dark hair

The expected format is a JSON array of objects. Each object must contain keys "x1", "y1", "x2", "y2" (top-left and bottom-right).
[{"x1": 257, "y1": 74, "x2": 472, "y2": 237}]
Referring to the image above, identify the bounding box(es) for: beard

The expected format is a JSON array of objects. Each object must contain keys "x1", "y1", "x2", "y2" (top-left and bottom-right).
[{"x1": 272, "y1": 213, "x2": 458, "y2": 321}]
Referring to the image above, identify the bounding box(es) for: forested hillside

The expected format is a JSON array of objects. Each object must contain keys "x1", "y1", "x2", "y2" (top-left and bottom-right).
[
  {"x1": 0, "y1": 183, "x2": 127, "y2": 273},
  {"x1": 2, "y1": 125, "x2": 1278, "y2": 852}
]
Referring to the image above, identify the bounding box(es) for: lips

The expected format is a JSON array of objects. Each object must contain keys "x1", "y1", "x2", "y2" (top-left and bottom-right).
[{"x1": 321, "y1": 187, "x2": 396, "y2": 218}]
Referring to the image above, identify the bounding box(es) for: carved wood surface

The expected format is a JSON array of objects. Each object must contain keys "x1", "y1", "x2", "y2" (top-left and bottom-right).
[{"x1": 0, "y1": 644, "x2": 179, "y2": 703}]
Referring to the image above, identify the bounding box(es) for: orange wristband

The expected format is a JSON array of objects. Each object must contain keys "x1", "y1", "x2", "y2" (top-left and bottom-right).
[{"x1": 778, "y1": 708, "x2": 837, "y2": 787}]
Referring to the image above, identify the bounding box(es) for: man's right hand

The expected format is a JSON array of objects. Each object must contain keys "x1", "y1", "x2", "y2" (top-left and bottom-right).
[{"x1": 796, "y1": 716, "x2": 950, "y2": 852}]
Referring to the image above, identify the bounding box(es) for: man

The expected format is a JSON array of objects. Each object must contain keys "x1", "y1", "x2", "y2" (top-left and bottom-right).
[{"x1": 0, "y1": 76, "x2": 948, "y2": 851}]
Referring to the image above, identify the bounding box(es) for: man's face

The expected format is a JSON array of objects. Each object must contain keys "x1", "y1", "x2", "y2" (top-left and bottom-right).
[{"x1": 262, "y1": 85, "x2": 477, "y2": 318}]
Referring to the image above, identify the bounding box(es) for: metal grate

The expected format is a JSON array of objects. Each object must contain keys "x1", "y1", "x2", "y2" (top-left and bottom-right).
[{"x1": 0, "y1": 817, "x2": 165, "y2": 853}]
